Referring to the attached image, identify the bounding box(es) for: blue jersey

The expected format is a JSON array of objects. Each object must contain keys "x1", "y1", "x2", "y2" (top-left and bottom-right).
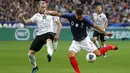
[{"x1": 61, "y1": 13, "x2": 94, "y2": 41}]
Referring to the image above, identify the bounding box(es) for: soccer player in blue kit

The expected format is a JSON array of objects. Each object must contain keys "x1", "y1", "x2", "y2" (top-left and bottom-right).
[{"x1": 46, "y1": 8, "x2": 118, "y2": 73}]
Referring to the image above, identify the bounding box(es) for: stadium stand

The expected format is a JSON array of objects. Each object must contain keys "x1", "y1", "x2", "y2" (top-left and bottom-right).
[{"x1": 0, "y1": 0, "x2": 130, "y2": 28}]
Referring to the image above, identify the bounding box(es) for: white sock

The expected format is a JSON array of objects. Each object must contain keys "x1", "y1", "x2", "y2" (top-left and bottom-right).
[
  {"x1": 28, "y1": 53, "x2": 37, "y2": 68},
  {"x1": 103, "y1": 44, "x2": 106, "y2": 47},
  {"x1": 46, "y1": 39, "x2": 53, "y2": 56},
  {"x1": 53, "y1": 40, "x2": 58, "y2": 50},
  {"x1": 102, "y1": 44, "x2": 107, "y2": 55},
  {"x1": 95, "y1": 40, "x2": 100, "y2": 48}
]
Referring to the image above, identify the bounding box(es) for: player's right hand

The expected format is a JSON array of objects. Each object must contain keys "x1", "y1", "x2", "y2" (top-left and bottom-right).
[{"x1": 54, "y1": 33, "x2": 59, "y2": 40}]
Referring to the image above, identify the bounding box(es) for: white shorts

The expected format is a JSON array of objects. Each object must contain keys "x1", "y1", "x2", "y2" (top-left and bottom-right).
[{"x1": 69, "y1": 36, "x2": 97, "y2": 53}]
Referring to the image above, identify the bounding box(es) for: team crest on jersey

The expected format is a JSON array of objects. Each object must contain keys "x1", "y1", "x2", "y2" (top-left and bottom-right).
[
  {"x1": 80, "y1": 23, "x2": 84, "y2": 27},
  {"x1": 71, "y1": 22, "x2": 74, "y2": 26}
]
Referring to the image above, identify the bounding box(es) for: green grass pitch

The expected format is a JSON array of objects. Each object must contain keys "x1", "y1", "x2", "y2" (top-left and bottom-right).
[{"x1": 0, "y1": 40, "x2": 130, "y2": 73}]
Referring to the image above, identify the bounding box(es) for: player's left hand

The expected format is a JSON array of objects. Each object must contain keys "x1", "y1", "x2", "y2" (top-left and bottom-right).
[
  {"x1": 54, "y1": 33, "x2": 59, "y2": 40},
  {"x1": 106, "y1": 32, "x2": 113, "y2": 37}
]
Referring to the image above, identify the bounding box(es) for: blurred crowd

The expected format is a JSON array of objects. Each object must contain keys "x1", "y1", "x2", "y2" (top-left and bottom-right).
[{"x1": 0, "y1": 0, "x2": 130, "y2": 23}]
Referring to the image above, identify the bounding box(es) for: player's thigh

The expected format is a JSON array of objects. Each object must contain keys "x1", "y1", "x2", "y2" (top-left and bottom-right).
[
  {"x1": 46, "y1": 32, "x2": 55, "y2": 42},
  {"x1": 30, "y1": 35, "x2": 45, "y2": 52},
  {"x1": 81, "y1": 36, "x2": 97, "y2": 53},
  {"x1": 69, "y1": 40, "x2": 81, "y2": 54}
]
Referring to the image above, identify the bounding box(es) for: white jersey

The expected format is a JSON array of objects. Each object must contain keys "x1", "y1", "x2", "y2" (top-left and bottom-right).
[
  {"x1": 93, "y1": 13, "x2": 108, "y2": 29},
  {"x1": 52, "y1": 16, "x2": 60, "y2": 33},
  {"x1": 31, "y1": 13, "x2": 54, "y2": 35}
]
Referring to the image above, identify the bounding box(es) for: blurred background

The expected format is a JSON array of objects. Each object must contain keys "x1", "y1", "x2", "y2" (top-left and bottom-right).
[{"x1": 0, "y1": 0, "x2": 130, "y2": 40}]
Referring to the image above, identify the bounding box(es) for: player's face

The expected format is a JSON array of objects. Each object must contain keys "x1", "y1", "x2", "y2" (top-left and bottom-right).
[
  {"x1": 39, "y1": 3, "x2": 47, "y2": 13},
  {"x1": 96, "y1": 6, "x2": 102, "y2": 14},
  {"x1": 75, "y1": 14, "x2": 82, "y2": 20}
]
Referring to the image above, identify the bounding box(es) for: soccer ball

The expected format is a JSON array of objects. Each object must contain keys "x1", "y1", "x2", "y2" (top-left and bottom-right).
[{"x1": 86, "y1": 53, "x2": 96, "y2": 63}]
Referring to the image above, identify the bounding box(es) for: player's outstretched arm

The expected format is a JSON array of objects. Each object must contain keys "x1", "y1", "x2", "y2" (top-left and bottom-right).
[
  {"x1": 45, "y1": 11, "x2": 62, "y2": 16},
  {"x1": 103, "y1": 21, "x2": 108, "y2": 29},
  {"x1": 55, "y1": 19, "x2": 62, "y2": 40},
  {"x1": 93, "y1": 23, "x2": 112, "y2": 37},
  {"x1": 19, "y1": 13, "x2": 32, "y2": 24}
]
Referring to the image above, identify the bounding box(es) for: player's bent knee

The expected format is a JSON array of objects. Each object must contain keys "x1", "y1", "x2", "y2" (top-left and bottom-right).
[
  {"x1": 28, "y1": 53, "x2": 33, "y2": 59},
  {"x1": 47, "y1": 39, "x2": 52, "y2": 42},
  {"x1": 28, "y1": 53, "x2": 32, "y2": 56},
  {"x1": 28, "y1": 53, "x2": 36, "y2": 61},
  {"x1": 28, "y1": 50, "x2": 36, "y2": 54},
  {"x1": 69, "y1": 50, "x2": 76, "y2": 57}
]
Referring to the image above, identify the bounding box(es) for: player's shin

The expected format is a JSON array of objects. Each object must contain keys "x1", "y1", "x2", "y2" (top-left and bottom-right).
[
  {"x1": 53, "y1": 40, "x2": 58, "y2": 51},
  {"x1": 46, "y1": 39, "x2": 53, "y2": 56},
  {"x1": 69, "y1": 51, "x2": 80, "y2": 73},
  {"x1": 99, "y1": 47, "x2": 108, "y2": 55},
  {"x1": 95, "y1": 40, "x2": 100, "y2": 49},
  {"x1": 28, "y1": 53, "x2": 37, "y2": 68},
  {"x1": 99, "y1": 44, "x2": 117, "y2": 55},
  {"x1": 69, "y1": 56, "x2": 80, "y2": 73}
]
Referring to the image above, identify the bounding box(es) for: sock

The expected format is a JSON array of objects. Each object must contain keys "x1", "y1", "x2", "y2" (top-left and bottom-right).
[
  {"x1": 46, "y1": 39, "x2": 53, "y2": 56},
  {"x1": 95, "y1": 40, "x2": 100, "y2": 49},
  {"x1": 103, "y1": 44, "x2": 106, "y2": 47},
  {"x1": 28, "y1": 53, "x2": 37, "y2": 68},
  {"x1": 99, "y1": 45, "x2": 114, "y2": 55},
  {"x1": 69, "y1": 56, "x2": 80, "y2": 73},
  {"x1": 53, "y1": 40, "x2": 58, "y2": 50},
  {"x1": 99, "y1": 47, "x2": 108, "y2": 55},
  {"x1": 102, "y1": 44, "x2": 107, "y2": 55}
]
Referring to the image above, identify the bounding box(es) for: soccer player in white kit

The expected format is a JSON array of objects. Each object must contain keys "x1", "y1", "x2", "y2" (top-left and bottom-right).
[
  {"x1": 19, "y1": 1, "x2": 61, "y2": 73},
  {"x1": 52, "y1": 16, "x2": 62, "y2": 51},
  {"x1": 92, "y1": 4, "x2": 108, "y2": 57}
]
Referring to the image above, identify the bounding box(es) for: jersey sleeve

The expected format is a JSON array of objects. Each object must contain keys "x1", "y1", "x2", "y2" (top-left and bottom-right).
[
  {"x1": 84, "y1": 16, "x2": 94, "y2": 27},
  {"x1": 54, "y1": 16, "x2": 60, "y2": 21},
  {"x1": 102, "y1": 14, "x2": 108, "y2": 22},
  {"x1": 61, "y1": 13, "x2": 73, "y2": 19},
  {"x1": 92, "y1": 13, "x2": 96, "y2": 22},
  {"x1": 30, "y1": 14, "x2": 37, "y2": 23}
]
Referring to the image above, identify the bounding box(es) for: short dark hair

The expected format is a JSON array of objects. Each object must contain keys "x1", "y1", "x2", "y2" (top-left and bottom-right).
[
  {"x1": 75, "y1": 8, "x2": 83, "y2": 16},
  {"x1": 93, "y1": 2, "x2": 102, "y2": 6},
  {"x1": 93, "y1": 2, "x2": 103, "y2": 9}
]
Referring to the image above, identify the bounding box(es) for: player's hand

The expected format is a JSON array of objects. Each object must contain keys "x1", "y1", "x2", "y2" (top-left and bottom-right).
[
  {"x1": 19, "y1": 13, "x2": 24, "y2": 19},
  {"x1": 105, "y1": 32, "x2": 113, "y2": 37},
  {"x1": 54, "y1": 33, "x2": 59, "y2": 40}
]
